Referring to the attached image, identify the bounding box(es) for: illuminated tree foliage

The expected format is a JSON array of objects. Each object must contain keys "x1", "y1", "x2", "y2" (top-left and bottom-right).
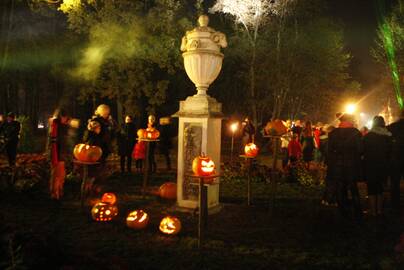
[
  {"x1": 373, "y1": 0, "x2": 404, "y2": 109},
  {"x1": 55, "y1": 0, "x2": 195, "y2": 120}
]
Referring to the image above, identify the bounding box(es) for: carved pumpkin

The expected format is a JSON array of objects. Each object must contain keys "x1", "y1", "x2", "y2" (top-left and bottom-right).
[
  {"x1": 101, "y1": 192, "x2": 117, "y2": 205},
  {"x1": 137, "y1": 129, "x2": 145, "y2": 139},
  {"x1": 159, "y1": 216, "x2": 181, "y2": 235},
  {"x1": 91, "y1": 202, "x2": 118, "y2": 222},
  {"x1": 265, "y1": 119, "x2": 288, "y2": 136},
  {"x1": 126, "y1": 210, "x2": 149, "y2": 230},
  {"x1": 73, "y1": 144, "x2": 102, "y2": 163},
  {"x1": 192, "y1": 154, "x2": 215, "y2": 178},
  {"x1": 159, "y1": 182, "x2": 177, "y2": 200},
  {"x1": 244, "y1": 143, "x2": 259, "y2": 157},
  {"x1": 145, "y1": 127, "x2": 160, "y2": 140}
]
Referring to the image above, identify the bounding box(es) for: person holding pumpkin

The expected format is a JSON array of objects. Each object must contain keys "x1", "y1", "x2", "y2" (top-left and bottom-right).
[
  {"x1": 48, "y1": 109, "x2": 70, "y2": 200},
  {"x1": 241, "y1": 117, "x2": 255, "y2": 152},
  {"x1": 87, "y1": 104, "x2": 115, "y2": 163},
  {"x1": 118, "y1": 115, "x2": 137, "y2": 174}
]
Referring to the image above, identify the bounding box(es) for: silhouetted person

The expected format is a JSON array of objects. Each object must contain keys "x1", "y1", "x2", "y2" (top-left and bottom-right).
[
  {"x1": 159, "y1": 117, "x2": 172, "y2": 171},
  {"x1": 147, "y1": 115, "x2": 157, "y2": 173},
  {"x1": 118, "y1": 115, "x2": 137, "y2": 174},
  {"x1": 301, "y1": 121, "x2": 315, "y2": 169},
  {"x1": 387, "y1": 109, "x2": 404, "y2": 212},
  {"x1": 241, "y1": 117, "x2": 255, "y2": 150},
  {"x1": 328, "y1": 114, "x2": 363, "y2": 221},
  {"x1": 3, "y1": 112, "x2": 21, "y2": 166},
  {"x1": 363, "y1": 116, "x2": 392, "y2": 216}
]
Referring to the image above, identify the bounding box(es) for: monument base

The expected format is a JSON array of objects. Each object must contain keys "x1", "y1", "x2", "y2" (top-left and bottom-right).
[{"x1": 173, "y1": 94, "x2": 223, "y2": 210}]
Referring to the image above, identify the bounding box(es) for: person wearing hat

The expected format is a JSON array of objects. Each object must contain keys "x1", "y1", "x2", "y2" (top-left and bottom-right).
[
  {"x1": 48, "y1": 109, "x2": 70, "y2": 200},
  {"x1": 387, "y1": 109, "x2": 404, "y2": 212},
  {"x1": 328, "y1": 113, "x2": 363, "y2": 221},
  {"x1": 2, "y1": 112, "x2": 21, "y2": 166},
  {"x1": 363, "y1": 116, "x2": 392, "y2": 216}
]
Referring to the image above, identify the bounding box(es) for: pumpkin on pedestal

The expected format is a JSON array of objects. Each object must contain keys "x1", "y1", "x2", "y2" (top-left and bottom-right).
[
  {"x1": 137, "y1": 129, "x2": 145, "y2": 139},
  {"x1": 91, "y1": 202, "x2": 118, "y2": 222},
  {"x1": 126, "y1": 210, "x2": 149, "y2": 230},
  {"x1": 159, "y1": 216, "x2": 181, "y2": 235},
  {"x1": 265, "y1": 120, "x2": 288, "y2": 136},
  {"x1": 244, "y1": 143, "x2": 259, "y2": 158},
  {"x1": 159, "y1": 182, "x2": 177, "y2": 200},
  {"x1": 192, "y1": 154, "x2": 215, "y2": 179},
  {"x1": 145, "y1": 128, "x2": 160, "y2": 140},
  {"x1": 101, "y1": 192, "x2": 117, "y2": 205},
  {"x1": 73, "y1": 144, "x2": 102, "y2": 163}
]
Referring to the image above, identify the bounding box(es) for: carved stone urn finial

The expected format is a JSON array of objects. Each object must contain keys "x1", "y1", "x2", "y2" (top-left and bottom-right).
[{"x1": 181, "y1": 15, "x2": 227, "y2": 96}]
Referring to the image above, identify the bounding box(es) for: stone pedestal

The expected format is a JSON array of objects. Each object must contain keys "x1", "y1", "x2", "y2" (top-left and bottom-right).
[{"x1": 174, "y1": 94, "x2": 222, "y2": 210}]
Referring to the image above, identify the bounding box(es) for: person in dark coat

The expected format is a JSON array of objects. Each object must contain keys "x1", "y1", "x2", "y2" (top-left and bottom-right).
[
  {"x1": 387, "y1": 109, "x2": 404, "y2": 212},
  {"x1": 321, "y1": 125, "x2": 336, "y2": 206},
  {"x1": 363, "y1": 116, "x2": 392, "y2": 216},
  {"x1": 118, "y1": 115, "x2": 137, "y2": 173},
  {"x1": 147, "y1": 115, "x2": 157, "y2": 173},
  {"x1": 241, "y1": 117, "x2": 255, "y2": 151},
  {"x1": 87, "y1": 104, "x2": 115, "y2": 163},
  {"x1": 328, "y1": 114, "x2": 363, "y2": 221},
  {"x1": 0, "y1": 114, "x2": 5, "y2": 152},
  {"x1": 2, "y1": 112, "x2": 21, "y2": 166},
  {"x1": 159, "y1": 117, "x2": 172, "y2": 171}
]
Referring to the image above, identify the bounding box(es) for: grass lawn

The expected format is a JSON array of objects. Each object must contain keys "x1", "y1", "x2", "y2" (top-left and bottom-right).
[{"x1": 1, "y1": 171, "x2": 403, "y2": 270}]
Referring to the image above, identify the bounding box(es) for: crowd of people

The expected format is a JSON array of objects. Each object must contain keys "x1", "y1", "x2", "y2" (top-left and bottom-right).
[{"x1": 245, "y1": 110, "x2": 404, "y2": 221}]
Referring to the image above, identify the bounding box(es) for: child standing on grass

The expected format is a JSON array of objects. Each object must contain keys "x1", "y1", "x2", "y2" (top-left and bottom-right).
[{"x1": 133, "y1": 141, "x2": 146, "y2": 173}]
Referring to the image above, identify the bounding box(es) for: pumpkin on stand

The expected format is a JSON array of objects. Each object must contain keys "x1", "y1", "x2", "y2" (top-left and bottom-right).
[
  {"x1": 192, "y1": 154, "x2": 216, "y2": 182},
  {"x1": 159, "y1": 182, "x2": 177, "y2": 200},
  {"x1": 137, "y1": 129, "x2": 145, "y2": 139},
  {"x1": 73, "y1": 144, "x2": 102, "y2": 163},
  {"x1": 264, "y1": 119, "x2": 288, "y2": 136},
  {"x1": 244, "y1": 143, "x2": 259, "y2": 158},
  {"x1": 145, "y1": 127, "x2": 160, "y2": 140},
  {"x1": 101, "y1": 192, "x2": 117, "y2": 205},
  {"x1": 159, "y1": 216, "x2": 181, "y2": 235},
  {"x1": 126, "y1": 210, "x2": 149, "y2": 230},
  {"x1": 91, "y1": 202, "x2": 118, "y2": 222}
]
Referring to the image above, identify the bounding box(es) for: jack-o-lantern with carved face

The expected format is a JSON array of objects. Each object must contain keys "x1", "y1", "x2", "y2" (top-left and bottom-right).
[
  {"x1": 192, "y1": 154, "x2": 215, "y2": 177},
  {"x1": 91, "y1": 202, "x2": 118, "y2": 222},
  {"x1": 126, "y1": 210, "x2": 149, "y2": 230},
  {"x1": 244, "y1": 143, "x2": 259, "y2": 158},
  {"x1": 101, "y1": 192, "x2": 117, "y2": 205},
  {"x1": 159, "y1": 216, "x2": 181, "y2": 235}
]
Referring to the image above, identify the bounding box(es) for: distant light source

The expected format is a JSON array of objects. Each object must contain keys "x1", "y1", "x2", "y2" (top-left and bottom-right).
[
  {"x1": 345, "y1": 103, "x2": 357, "y2": 114},
  {"x1": 359, "y1": 112, "x2": 366, "y2": 118},
  {"x1": 230, "y1": 122, "x2": 239, "y2": 133},
  {"x1": 366, "y1": 120, "x2": 373, "y2": 129}
]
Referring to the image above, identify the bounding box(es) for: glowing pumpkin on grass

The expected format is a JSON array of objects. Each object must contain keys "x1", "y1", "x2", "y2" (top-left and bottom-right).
[
  {"x1": 192, "y1": 155, "x2": 215, "y2": 178},
  {"x1": 265, "y1": 119, "x2": 288, "y2": 136},
  {"x1": 244, "y1": 143, "x2": 259, "y2": 158},
  {"x1": 145, "y1": 127, "x2": 160, "y2": 140},
  {"x1": 101, "y1": 192, "x2": 117, "y2": 205},
  {"x1": 159, "y1": 216, "x2": 181, "y2": 235},
  {"x1": 91, "y1": 202, "x2": 118, "y2": 222},
  {"x1": 126, "y1": 210, "x2": 149, "y2": 230},
  {"x1": 73, "y1": 144, "x2": 102, "y2": 163},
  {"x1": 159, "y1": 182, "x2": 177, "y2": 200}
]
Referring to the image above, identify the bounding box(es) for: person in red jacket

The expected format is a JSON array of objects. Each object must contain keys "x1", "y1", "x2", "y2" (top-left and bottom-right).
[
  {"x1": 49, "y1": 109, "x2": 70, "y2": 200},
  {"x1": 133, "y1": 141, "x2": 146, "y2": 173},
  {"x1": 288, "y1": 133, "x2": 302, "y2": 163}
]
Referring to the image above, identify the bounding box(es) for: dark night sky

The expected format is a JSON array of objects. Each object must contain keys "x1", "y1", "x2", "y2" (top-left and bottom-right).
[{"x1": 327, "y1": 0, "x2": 396, "y2": 90}]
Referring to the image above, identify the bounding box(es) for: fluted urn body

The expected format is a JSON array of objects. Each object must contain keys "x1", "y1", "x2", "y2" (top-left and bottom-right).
[{"x1": 181, "y1": 15, "x2": 227, "y2": 96}]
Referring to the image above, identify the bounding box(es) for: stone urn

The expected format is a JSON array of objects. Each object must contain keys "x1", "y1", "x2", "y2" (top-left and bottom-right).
[{"x1": 181, "y1": 15, "x2": 227, "y2": 97}]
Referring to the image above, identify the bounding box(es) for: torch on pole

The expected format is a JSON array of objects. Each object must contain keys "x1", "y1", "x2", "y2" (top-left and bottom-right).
[{"x1": 230, "y1": 122, "x2": 239, "y2": 163}]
